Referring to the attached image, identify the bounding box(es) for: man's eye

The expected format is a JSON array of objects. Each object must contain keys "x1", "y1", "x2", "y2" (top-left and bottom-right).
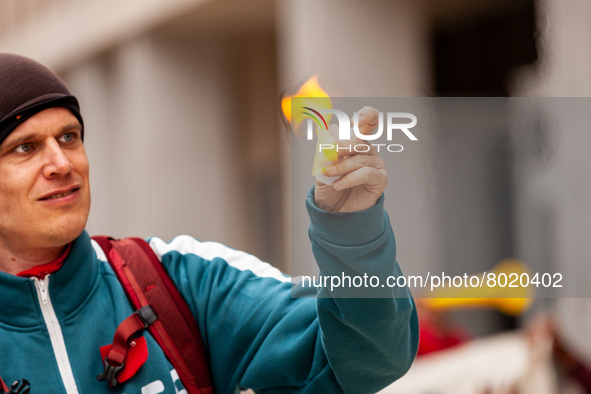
[
  {"x1": 14, "y1": 143, "x2": 33, "y2": 153},
  {"x1": 60, "y1": 133, "x2": 74, "y2": 142}
]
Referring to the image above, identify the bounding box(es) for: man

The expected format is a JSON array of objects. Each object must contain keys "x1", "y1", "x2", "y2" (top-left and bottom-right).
[{"x1": 0, "y1": 53, "x2": 418, "y2": 394}]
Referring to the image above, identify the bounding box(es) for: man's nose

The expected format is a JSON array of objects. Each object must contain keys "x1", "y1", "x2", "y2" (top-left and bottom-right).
[{"x1": 42, "y1": 139, "x2": 73, "y2": 178}]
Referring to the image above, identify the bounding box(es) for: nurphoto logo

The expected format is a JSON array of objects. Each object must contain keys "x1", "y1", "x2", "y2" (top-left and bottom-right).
[{"x1": 303, "y1": 107, "x2": 418, "y2": 153}]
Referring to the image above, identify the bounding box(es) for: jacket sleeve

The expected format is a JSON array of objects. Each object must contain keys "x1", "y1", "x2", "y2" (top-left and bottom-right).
[{"x1": 150, "y1": 187, "x2": 419, "y2": 394}]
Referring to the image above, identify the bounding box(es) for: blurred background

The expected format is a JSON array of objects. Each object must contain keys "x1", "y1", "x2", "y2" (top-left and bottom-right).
[{"x1": 1, "y1": 0, "x2": 590, "y2": 392}]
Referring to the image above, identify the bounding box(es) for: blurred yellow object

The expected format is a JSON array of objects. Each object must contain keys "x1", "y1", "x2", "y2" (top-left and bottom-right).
[
  {"x1": 422, "y1": 259, "x2": 534, "y2": 316},
  {"x1": 311, "y1": 124, "x2": 339, "y2": 178}
]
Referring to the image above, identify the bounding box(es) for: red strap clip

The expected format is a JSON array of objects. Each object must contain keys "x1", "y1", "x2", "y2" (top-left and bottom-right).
[{"x1": 96, "y1": 306, "x2": 157, "y2": 386}]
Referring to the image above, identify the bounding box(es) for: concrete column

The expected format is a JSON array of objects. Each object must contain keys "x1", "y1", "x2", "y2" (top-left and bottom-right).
[
  {"x1": 276, "y1": 0, "x2": 436, "y2": 277},
  {"x1": 64, "y1": 35, "x2": 248, "y2": 250},
  {"x1": 512, "y1": 0, "x2": 591, "y2": 362}
]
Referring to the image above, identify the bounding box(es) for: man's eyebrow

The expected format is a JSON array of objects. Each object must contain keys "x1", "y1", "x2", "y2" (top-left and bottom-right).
[
  {"x1": 0, "y1": 123, "x2": 82, "y2": 151},
  {"x1": 59, "y1": 123, "x2": 83, "y2": 133},
  {"x1": 0, "y1": 133, "x2": 41, "y2": 150}
]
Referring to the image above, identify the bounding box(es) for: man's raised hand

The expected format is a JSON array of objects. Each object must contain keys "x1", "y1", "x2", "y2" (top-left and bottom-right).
[{"x1": 314, "y1": 106, "x2": 387, "y2": 213}]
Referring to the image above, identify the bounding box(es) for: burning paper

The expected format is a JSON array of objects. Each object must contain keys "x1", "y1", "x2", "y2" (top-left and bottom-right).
[{"x1": 281, "y1": 76, "x2": 340, "y2": 185}]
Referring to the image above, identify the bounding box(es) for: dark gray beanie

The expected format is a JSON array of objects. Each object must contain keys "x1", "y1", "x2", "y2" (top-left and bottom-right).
[{"x1": 0, "y1": 53, "x2": 84, "y2": 146}]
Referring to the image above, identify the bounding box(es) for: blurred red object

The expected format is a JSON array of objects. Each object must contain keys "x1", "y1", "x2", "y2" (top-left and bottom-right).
[{"x1": 416, "y1": 299, "x2": 470, "y2": 356}]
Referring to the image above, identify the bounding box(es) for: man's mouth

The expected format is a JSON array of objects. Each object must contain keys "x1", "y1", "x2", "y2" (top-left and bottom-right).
[
  {"x1": 39, "y1": 187, "x2": 80, "y2": 201},
  {"x1": 45, "y1": 190, "x2": 76, "y2": 200}
]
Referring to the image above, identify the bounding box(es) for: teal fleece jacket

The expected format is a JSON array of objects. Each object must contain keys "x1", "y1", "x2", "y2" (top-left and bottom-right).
[{"x1": 0, "y1": 188, "x2": 418, "y2": 393}]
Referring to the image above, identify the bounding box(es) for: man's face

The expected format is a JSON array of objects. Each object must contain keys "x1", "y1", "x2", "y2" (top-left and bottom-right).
[{"x1": 0, "y1": 107, "x2": 90, "y2": 253}]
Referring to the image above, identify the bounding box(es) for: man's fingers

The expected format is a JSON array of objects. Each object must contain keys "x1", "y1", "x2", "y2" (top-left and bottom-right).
[
  {"x1": 332, "y1": 166, "x2": 387, "y2": 191},
  {"x1": 323, "y1": 155, "x2": 384, "y2": 178},
  {"x1": 327, "y1": 107, "x2": 380, "y2": 158},
  {"x1": 355, "y1": 106, "x2": 380, "y2": 136}
]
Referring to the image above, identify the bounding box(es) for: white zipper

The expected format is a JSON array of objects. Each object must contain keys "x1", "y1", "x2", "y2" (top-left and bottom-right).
[{"x1": 34, "y1": 275, "x2": 80, "y2": 394}]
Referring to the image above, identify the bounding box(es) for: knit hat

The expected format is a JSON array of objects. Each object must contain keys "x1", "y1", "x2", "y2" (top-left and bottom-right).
[{"x1": 0, "y1": 53, "x2": 84, "y2": 146}]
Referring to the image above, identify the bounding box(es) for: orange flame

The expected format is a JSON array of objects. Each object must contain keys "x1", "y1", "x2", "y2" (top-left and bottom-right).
[{"x1": 281, "y1": 76, "x2": 332, "y2": 128}]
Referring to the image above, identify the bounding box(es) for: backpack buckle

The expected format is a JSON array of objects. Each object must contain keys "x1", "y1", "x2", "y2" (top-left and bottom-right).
[
  {"x1": 97, "y1": 358, "x2": 125, "y2": 387},
  {"x1": 5, "y1": 379, "x2": 30, "y2": 394},
  {"x1": 136, "y1": 305, "x2": 157, "y2": 328}
]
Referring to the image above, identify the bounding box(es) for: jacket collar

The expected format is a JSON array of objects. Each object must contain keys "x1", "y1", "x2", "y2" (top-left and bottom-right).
[
  {"x1": 17, "y1": 243, "x2": 71, "y2": 279},
  {"x1": 0, "y1": 230, "x2": 99, "y2": 328}
]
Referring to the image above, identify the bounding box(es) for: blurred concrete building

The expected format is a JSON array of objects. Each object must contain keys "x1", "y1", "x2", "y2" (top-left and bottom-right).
[{"x1": 1, "y1": 0, "x2": 590, "y2": 369}]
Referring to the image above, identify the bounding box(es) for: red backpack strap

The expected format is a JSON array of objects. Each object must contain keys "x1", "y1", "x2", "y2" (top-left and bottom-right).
[
  {"x1": 0, "y1": 377, "x2": 8, "y2": 393},
  {"x1": 92, "y1": 236, "x2": 214, "y2": 394}
]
